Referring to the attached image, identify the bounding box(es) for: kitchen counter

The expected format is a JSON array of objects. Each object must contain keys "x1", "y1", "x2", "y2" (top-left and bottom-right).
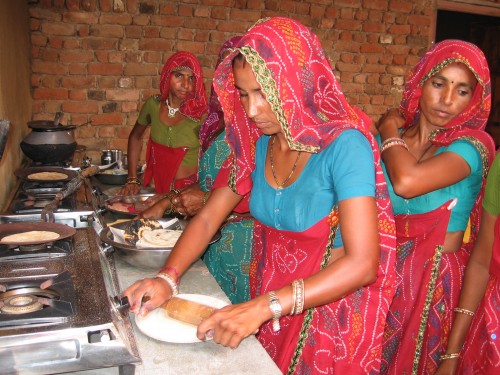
[{"x1": 72, "y1": 254, "x2": 281, "y2": 375}]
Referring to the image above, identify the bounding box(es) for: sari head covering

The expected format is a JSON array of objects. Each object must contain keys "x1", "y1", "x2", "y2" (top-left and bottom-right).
[
  {"x1": 400, "y1": 39, "x2": 495, "y2": 166},
  {"x1": 199, "y1": 36, "x2": 242, "y2": 154},
  {"x1": 159, "y1": 51, "x2": 207, "y2": 121},
  {"x1": 214, "y1": 17, "x2": 373, "y2": 195}
]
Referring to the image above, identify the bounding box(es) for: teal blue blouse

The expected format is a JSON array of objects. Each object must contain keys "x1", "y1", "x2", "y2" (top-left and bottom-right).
[
  {"x1": 377, "y1": 136, "x2": 483, "y2": 232},
  {"x1": 250, "y1": 130, "x2": 375, "y2": 247}
]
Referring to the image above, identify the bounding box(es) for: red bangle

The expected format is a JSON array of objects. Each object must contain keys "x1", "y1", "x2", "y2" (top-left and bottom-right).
[{"x1": 159, "y1": 265, "x2": 180, "y2": 283}]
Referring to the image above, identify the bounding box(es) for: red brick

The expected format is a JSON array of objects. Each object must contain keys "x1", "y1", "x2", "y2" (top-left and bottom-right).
[
  {"x1": 175, "y1": 41, "x2": 205, "y2": 54},
  {"x1": 185, "y1": 18, "x2": 217, "y2": 30},
  {"x1": 109, "y1": 52, "x2": 124, "y2": 63},
  {"x1": 360, "y1": 43, "x2": 384, "y2": 54},
  {"x1": 117, "y1": 126, "x2": 133, "y2": 138},
  {"x1": 335, "y1": 19, "x2": 362, "y2": 31},
  {"x1": 100, "y1": 14, "x2": 133, "y2": 25},
  {"x1": 97, "y1": 77, "x2": 117, "y2": 88},
  {"x1": 81, "y1": 0, "x2": 97, "y2": 12},
  {"x1": 139, "y1": 39, "x2": 172, "y2": 51},
  {"x1": 63, "y1": 39, "x2": 81, "y2": 49},
  {"x1": 69, "y1": 90, "x2": 87, "y2": 100},
  {"x1": 42, "y1": 22, "x2": 76, "y2": 36},
  {"x1": 132, "y1": 14, "x2": 150, "y2": 26},
  {"x1": 90, "y1": 113, "x2": 124, "y2": 126},
  {"x1": 106, "y1": 89, "x2": 141, "y2": 101},
  {"x1": 31, "y1": 34, "x2": 48, "y2": 47},
  {"x1": 120, "y1": 39, "x2": 140, "y2": 51},
  {"x1": 88, "y1": 63, "x2": 123, "y2": 75},
  {"x1": 211, "y1": 7, "x2": 227, "y2": 20},
  {"x1": 49, "y1": 37, "x2": 64, "y2": 49},
  {"x1": 126, "y1": 0, "x2": 139, "y2": 14},
  {"x1": 41, "y1": 76, "x2": 58, "y2": 88},
  {"x1": 68, "y1": 64, "x2": 88, "y2": 75},
  {"x1": 99, "y1": 0, "x2": 113, "y2": 12},
  {"x1": 98, "y1": 126, "x2": 115, "y2": 137},
  {"x1": 60, "y1": 51, "x2": 94, "y2": 63},
  {"x1": 76, "y1": 124, "x2": 97, "y2": 138},
  {"x1": 78, "y1": 25, "x2": 90, "y2": 37},
  {"x1": 32, "y1": 61, "x2": 69, "y2": 75},
  {"x1": 33, "y1": 88, "x2": 68, "y2": 100},
  {"x1": 61, "y1": 76, "x2": 95, "y2": 88},
  {"x1": 159, "y1": 3, "x2": 176, "y2": 15},
  {"x1": 144, "y1": 26, "x2": 161, "y2": 38},
  {"x1": 124, "y1": 63, "x2": 158, "y2": 76},
  {"x1": 96, "y1": 51, "x2": 109, "y2": 63},
  {"x1": 63, "y1": 12, "x2": 99, "y2": 24},
  {"x1": 90, "y1": 24, "x2": 124, "y2": 38},
  {"x1": 136, "y1": 77, "x2": 154, "y2": 89},
  {"x1": 125, "y1": 25, "x2": 142, "y2": 38},
  {"x1": 121, "y1": 102, "x2": 139, "y2": 112},
  {"x1": 363, "y1": 22, "x2": 387, "y2": 33},
  {"x1": 63, "y1": 101, "x2": 99, "y2": 113},
  {"x1": 83, "y1": 38, "x2": 117, "y2": 50}
]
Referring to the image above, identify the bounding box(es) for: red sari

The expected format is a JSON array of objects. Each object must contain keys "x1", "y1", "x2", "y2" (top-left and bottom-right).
[
  {"x1": 214, "y1": 17, "x2": 397, "y2": 374},
  {"x1": 380, "y1": 40, "x2": 496, "y2": 374}
]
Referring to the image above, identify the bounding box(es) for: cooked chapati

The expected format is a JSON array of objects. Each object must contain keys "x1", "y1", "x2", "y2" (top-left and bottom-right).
[
  {"x1": 27, "y1": 171, "x2": 68, "y2": 181},
  {"x1": 138, "y1": 229, "x2": 182, "y2": 247},
  {"x1": 2, "y1": 230, "x2": 60, "y2": 243}
]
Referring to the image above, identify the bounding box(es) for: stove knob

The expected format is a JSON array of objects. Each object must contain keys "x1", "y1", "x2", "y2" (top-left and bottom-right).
[{"x1": 113, "y1": 295, "x2": 130, "y2": 312}]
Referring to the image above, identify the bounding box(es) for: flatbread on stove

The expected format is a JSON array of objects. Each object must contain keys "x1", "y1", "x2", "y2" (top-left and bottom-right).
[
  {"x1": 137, "y1": 229, "x2": 182, "y2": 248},
  {"x1": 27, "y1": 171, "x2": 68, "y2": 181},
  {"x1": 1, "y1": 230, "x2": 60, "y2": 243}
]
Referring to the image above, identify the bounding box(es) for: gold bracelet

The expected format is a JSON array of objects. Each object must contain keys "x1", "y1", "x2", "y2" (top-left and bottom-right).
[
  {"x1": 202, "y1": 191, "x2": 210, "y2": 206},
  {"x1": 454, "y1": 307, "x2": 475, "y2": 317},
  {"x1": 439, "y1": 353, "x2": 460, "y2": 361},
  {"x1": 126, "y1": 177, "x2": 141, "y2": 185},
  {"x1": 380, "y1": 139, "x2": 409, "y2": 154}
]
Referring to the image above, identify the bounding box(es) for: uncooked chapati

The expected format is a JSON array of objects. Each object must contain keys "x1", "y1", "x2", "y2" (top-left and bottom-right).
[
  {"x1": 2, "y1": 230, "x2": 60, "y2": 243},
  {"x1": 27, "y1": 171, "x2": 68, "y2": 181}
]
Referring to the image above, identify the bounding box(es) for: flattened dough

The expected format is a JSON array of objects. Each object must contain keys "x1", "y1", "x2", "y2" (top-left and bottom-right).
[
  {"x1": 27, "y1": 171, "x2": 68, "y2": 181},
  {"x1": 2, "y1": 230, "x2": 60, "y2": 243}
]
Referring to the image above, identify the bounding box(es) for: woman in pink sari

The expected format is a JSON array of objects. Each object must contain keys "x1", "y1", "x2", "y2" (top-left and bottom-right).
[
  {"x1": 376, "y1": 40, "x2": 496, "y2": 374},
  {"x1": 121, "y1": 51, "x2": 207, "y2": 195},
  {"x1": 124, "y1": 17, "x2": 397, "y2": 374},
  {"x1": 435, "y1": 152, "x2": 500, "y2": 375}
]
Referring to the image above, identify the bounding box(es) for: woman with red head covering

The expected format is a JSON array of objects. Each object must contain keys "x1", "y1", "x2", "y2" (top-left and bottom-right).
[
  {"x1": 120, "y1": 51, "x2": 207, "y2": 196},
  {"x1": 376, "y1": 40, "x2": 496, "y2": 374},
  {"x1": 124, "y1": 17, "x2": 397, "y2": 374}
]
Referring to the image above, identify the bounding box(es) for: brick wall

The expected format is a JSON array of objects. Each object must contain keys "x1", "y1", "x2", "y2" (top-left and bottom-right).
[{"x1": 28, "y1": 0, "x2": 485, "y2": 162}]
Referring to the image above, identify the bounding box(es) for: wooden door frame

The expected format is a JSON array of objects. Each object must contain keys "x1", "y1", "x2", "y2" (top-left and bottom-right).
[{"x1": 431, "y1": 0, "x2": 500, "y2": 41}]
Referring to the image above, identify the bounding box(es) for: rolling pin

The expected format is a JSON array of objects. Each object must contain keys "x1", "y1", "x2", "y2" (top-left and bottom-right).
[{"x1": 161, "y1": 297, "x2": 216, "y2": 326}]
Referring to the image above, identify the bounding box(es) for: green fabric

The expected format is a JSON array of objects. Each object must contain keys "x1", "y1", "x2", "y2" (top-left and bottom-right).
[
  {"x1": 137, "y1": 96, "x2": 201, "y2": 167},
  {"x1": 483, "y1": 153, "x2": 500, "y2": 216},
  {"x1": 199, "y1": 131, "x2": 253, "y2": 304}
]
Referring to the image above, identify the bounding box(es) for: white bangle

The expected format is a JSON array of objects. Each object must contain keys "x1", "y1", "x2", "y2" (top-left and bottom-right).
[{"x1": 156, "y1": 272, "x2": 179, "y2": 296}]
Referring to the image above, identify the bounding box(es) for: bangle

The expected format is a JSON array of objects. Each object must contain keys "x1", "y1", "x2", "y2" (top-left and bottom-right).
[
  {"x1": 439, "y1": 353, "x2": 460, "y2": 361},
  {"x1": 126, "y1": 177, "x2": 141, "y2": 185},
  {"x1": 202, "y1": 191, "x2": 210, "y2": 206},
  {"x1": 163, "y1": 190, "x2": 179, "y2": 216},
  {"x1": 268, "y1": 291, "x2": 282, "y2": 332},
  {"x1": 291, "y1": 279, "x2": 304, "y2": 315},
  {"x1": 159, "y1": 266, "x2": 180, "y2": 283},
  {"x1": 156, "y1": 272, "x2": 179, "y2": 296},
  {"x1": 454, "y1": 307, "x2": 475, "y2": 317},
  {"x1": 380, "y1": 138, "x2": 409, "y2": 154}
]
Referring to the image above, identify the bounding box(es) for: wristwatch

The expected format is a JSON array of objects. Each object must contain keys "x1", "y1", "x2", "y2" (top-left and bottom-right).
[{"x1": 268, "y1": 291, "x2": 282, "y2": 332}]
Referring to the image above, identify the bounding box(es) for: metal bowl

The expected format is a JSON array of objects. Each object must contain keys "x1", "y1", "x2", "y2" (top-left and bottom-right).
[
  {"x1": 99, "y1": 218, "x2": 221, "y2": 269},
  {"x1": 94, "y1": 169, "x2": 129, "y2": 185}
]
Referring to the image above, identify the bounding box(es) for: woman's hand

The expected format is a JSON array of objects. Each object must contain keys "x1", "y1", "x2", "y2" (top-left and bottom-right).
[
  {"x1": 376, "y1": 108, "x2": 405, "y2": 134},
  {"x1": 138, "y1": 197, "x2": 171, "y2": 219},
  {"x1": 119, "y1": 182, "x2": 141, "y2": 196},
  {"x1": 122, "y1": 277, "x2": 173, "y2": 317},
  {"x1": 434, "y1": 358, "x2": 458, "y2": 375},
  {"x1": 197, "y1": 295, "x2": 268, "y2": 348},
  {"x1": 177, "y1": 184, "x2": 205, "y2": 217}
]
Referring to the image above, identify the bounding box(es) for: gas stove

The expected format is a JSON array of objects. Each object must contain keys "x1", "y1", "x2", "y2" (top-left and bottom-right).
[{"x1": 0, "y1": 173, "x2": 140, "y2": 374}]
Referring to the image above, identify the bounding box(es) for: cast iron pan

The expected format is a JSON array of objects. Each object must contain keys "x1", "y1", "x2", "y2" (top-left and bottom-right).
[
  {"x1": 15, "y1": 167, "x2": 78, "y2": 182},
  {"x1": 0, "y1": 222, "x2": 76, "y2": 245}
]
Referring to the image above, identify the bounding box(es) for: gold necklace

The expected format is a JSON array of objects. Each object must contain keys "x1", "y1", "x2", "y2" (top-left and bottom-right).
[{"x1": 269, "y1": 135, "x2": 302, "y2": 189}]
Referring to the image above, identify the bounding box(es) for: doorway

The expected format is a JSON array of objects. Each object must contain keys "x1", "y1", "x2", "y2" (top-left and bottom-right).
[{"x1": 436, "y1": 10, "x2": 500, "y2": 148}]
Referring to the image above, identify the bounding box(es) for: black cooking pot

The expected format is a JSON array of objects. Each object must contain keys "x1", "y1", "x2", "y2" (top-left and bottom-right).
[{"x1": 20, "y1": 120, "x2": 77, "y2": 163}]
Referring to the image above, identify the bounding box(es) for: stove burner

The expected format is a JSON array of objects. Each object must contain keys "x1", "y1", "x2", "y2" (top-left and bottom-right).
[
  {"x1": 0, "y1": 238, "x2": 71, "y2": 262},
  {"x1": 1, "y1": 294, "x2": 43, "y2": 314},
  {"x1": 0, "y1": 272, "x2": 74, "y2": 327}
]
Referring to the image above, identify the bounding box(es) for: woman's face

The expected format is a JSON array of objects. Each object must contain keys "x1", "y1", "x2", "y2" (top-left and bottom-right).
[
  {"x1": 233, "y1": 58, "x2": 282, "y2": 135},
  {"x1": 419, "y1": 62, "x2": 477, "y2": 129},
  {"x1": 169, "y1": 68, "x2": 195, "y2": 102}
]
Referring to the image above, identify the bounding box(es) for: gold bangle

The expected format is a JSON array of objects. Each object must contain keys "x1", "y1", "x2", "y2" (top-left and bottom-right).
[
  {"x1": 454, "y1": 307, "x2": 475, "y2": 317},
  {"x1": 439, "y1": 353, "x2": 460, "y2": 361},
  {"x1": 126, "y1": 177, "x2": 141, "y2": 185},
  {"x1": 202, "y1": 191, "x2": 210, "y2": 206}
]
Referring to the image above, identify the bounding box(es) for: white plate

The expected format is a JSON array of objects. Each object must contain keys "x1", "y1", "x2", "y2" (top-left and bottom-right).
[{"x1": 134, "y1": 293, "x2": 229, "y2": 343}]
